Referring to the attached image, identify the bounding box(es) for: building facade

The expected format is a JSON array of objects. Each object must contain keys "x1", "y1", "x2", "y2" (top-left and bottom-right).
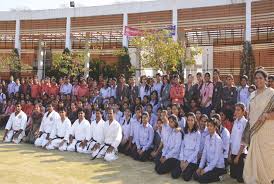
[{"x1": 0, "y1": 0, "x2": 273, "y2": 80}]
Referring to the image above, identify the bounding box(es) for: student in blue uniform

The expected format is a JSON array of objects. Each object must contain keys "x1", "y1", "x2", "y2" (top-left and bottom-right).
[
  {"x1": 150, "y1": 118, "x2": 164, "y2": 161},
  {"x1": 198, "y1": 114, "x2": 209, "y2": 161},
  {"x1": 171, "y1": 112, "x2": 201, "y2": 181},
  {"x1": 133, "y1": 111, "x2": 154, "y2": 161},
  {"x1": 212, "y1": 113, "x2": 230, "y2": 171},
  {"x1": 229, "y1": 103, "x2": 248, "y2": 183},
  {"x1": 126, "y1": 105, "x2": 142, "y2": 156},
  {"x1": 193, "y1": 118, "x2": 225, "y2": 183},
  {"x1": 155, "y1": 115, "x2": 182, "y2": 174},
  {"x1": 118, "y1": 108, "x2": 132, "y2": 154}
]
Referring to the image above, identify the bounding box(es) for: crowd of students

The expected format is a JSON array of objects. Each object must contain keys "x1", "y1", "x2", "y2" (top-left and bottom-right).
[{"x1": 1, "y1": 69, "x2": 274, "y2": 183}]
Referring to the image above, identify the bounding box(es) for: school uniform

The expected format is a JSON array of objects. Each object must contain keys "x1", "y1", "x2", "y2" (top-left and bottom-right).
[
  {"x1": 46, "y1": 117, "x2": 71, "y2": 151},
  {"x1": 66, "y1": 118, "x2": 90, "y2": 152},
  {"x1": 149, "y1": 113, "x2": 158, "y2": 128},
  {"x1": 4, "y1": 110, "x2": 27, "y2": 144},
  {"x1": 220, "y1": 126, "x2": 230, "y2": 168},
  {"x1": 193, "y1": 132, "x2": 225, "y2": 183},
  {"x1": 198, "y1": 128, "x2": 209, "y2": 160},
  {"x1": 35, "y1": 111, "x2": 59, "y2": 147},
  {"x1": 171, "y1": 131, "x2": 201, "y2": 181},
  {"x1": 118, "y1": 117, "x2": 132, "y2": 154},
  {"x1": 133, "y1": 123, "x2": 154, "y2": 161},
  {"x1": 155, "y1": 129, "x2": 182, "y2": 174},
  {"x1": 86, "y1": 119, "x2": 105, "y2": 154},
  {"x1": 178, "y1": 117, "x2": 186, "y2": 129},
  {"x1": 230, "y1": 117, "x2": 248, "y2": 182},
  {"x1": 91, "y1": 119, "x2": 122, "y2": 161},
  {"x1": 150, "y1": 100, "x2": 160, "y2": 115},
  {"x1": 129, "y1": 118, "x2": 142, "y2": 156}
]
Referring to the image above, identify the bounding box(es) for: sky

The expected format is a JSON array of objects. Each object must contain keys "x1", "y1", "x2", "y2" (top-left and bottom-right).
[{"x1": 0, "y1": 0, "x2": 155, "y2": 11}]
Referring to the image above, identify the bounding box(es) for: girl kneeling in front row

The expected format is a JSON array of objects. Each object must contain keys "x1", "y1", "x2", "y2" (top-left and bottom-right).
[
  {"x1": 155, "y1": 115, "x2": 182, "y2": 174},
  {"x1": 193, "y1": 118, "x2": 226, "y2": 183}
]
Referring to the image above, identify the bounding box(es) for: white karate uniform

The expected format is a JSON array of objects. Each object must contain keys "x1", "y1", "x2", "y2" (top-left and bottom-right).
[
  {"x1": 86, "y1": 119, "x2": 105, "y2": 154},
  {"x1": 66, "y1": 118, "x2": 90, "y2": 153},
  {"x1": 92, "y1": 119, "x2": 122, "y2": 161},
  {"x1": 46, "y1": 117, "x2": 71, "y2": 151},
  {"x1": 4, "y1": 111, "x2": 27, "y2": 144},
  {"x1": 34, "y1": 110, "x2": 60, "y2": 147}
]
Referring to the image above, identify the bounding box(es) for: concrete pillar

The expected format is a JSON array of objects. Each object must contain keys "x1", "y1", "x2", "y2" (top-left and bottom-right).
[
  {"x1": 84, "y1": 33, "x2": 90, "y2": 79},
  {"x1": 65, "y1": 16, "x2": 71, "y2": 49},
  {"x1": 172, "y1": 8, "x2": 178, "y2": 41},
  {"x1": 15, "y1": 19, "x2": 21, "y2": 52},
  {"x1": 123, "y1": 13, "x2": 128, "y2": 47},
  {"x1": 245, "y1": 0, "x2": 251, "y2": 42},
  {"x1": 37, "y1": 41, "x2": 44, "y2": 80},
  {"x1": 128, "y1": 48, "x2": 141, "y2": 81}
]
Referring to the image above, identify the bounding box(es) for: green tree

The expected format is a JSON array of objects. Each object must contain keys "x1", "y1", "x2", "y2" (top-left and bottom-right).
[
  {"x1": 240, "y1": 41, "x2": 255, "y2": 83},
  {"x1": 51, "y1": 48, "x2": 86, "y2": 78},
  {"x1": 0, "y1": 48, "x2": 32, "y2": 78},
  {"x1": 113, "y1": 47, "x2": 136, "y2": 78},
  {"x1": 131, "y1": 30, "x2": 184, "y2": 73}
]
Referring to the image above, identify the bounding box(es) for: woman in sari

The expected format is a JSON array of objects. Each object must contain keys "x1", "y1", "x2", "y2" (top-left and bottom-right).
[{"x1": 243, "y1": 69, "x2": 274, "y2": 184}]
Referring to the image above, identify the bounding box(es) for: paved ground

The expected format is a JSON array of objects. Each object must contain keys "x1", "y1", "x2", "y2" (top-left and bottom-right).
[{"x1": 0, "y1": 135, "x2": 237, "y2": 184}]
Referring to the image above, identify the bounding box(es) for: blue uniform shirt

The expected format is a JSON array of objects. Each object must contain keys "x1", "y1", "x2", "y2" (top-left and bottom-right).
[
  {"x1": 136, "y1": 123, "x2": 154, "y2": 151},
  {"x1": 162, "y1": 129, "x2": 182, "y2": 159},
  {"x1": 199, "y1": 132, "x2": 225, "y2": 173},
  {"x1": 179, "y1": 130, "x2": 201, "y2": 164}
]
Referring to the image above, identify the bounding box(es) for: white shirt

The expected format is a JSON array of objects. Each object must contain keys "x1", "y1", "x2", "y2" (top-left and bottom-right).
[
  {"x1": 121, "y1": 118, "x2": 132, "y2": 141},
  {"x1": 103, "y1": 119, "x2": 122, "y2": 149},
  {"x1": 70, "y1": 118, "x2": 90, "y2": 141},
  {"x1": 50, "y1": 117, "x2": 71, "y2": 139},
  {"x1": 230, "y1": 116, "x2": 248, "y2": 155},
  {"x1": 60, "y1": 83, "x2": 72, "y2": 95},
  {"x1": 87, "y1": 119, "x2": 105, "y2": 144},
  {"x1": 237, "y1": 85, "x2": 250, "y2": 108},
  {"x1": 110, "y1": 85, "x2": 117, "y2": 98},
  {"x1": 5, "y1": 110, "x2": 27, "y2": 131},
  {"x1": 39, "y1": 111, "x2": 60, "y2": 133},
  {"x1": 100, "y1": 87, "x2": 111, "y2": 99},
  {"x1": 152, "y1": 81, "x2": 162, "y2": 95}
]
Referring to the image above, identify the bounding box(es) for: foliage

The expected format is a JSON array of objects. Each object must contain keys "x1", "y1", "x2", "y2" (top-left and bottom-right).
[
  {"x1": 131, "y1": 30, "x2": 184, "y2": 73},
  {"x1": 0, "y1": 48, "x2": 32, "y2": 78},
  {"x1": 113, "y1": 47, "x2": 135, "y2": 79},
  {"x1": 240, "y1": 41, "x2": 255, "y2": 83},
  {"x1": 51, "y1": 48, "x2": 86, "y2": 78}
]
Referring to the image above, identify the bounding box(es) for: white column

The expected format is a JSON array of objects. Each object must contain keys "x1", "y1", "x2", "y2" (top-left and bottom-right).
[
  {"x1": 172, "y1": 8, "x2": 178, "y2": 41},
  {"x1": 65, "y1": 16, "x2": 71, "y2": 49},
  {"x1": 84, "y1": 33, "x2": 90, "y2": 79},
  {"x1": 37, "y1": 41, "x2": 44, "y2": 80},
  {"x1": 15, "y1": 19, "x2": 21, "y2": 52},
  {"x1": 122, "y1": 13, "x2": 128, "y2": 47},
  {"x1": 245, "y1": 0, "x2": 251, "y2": 42}
]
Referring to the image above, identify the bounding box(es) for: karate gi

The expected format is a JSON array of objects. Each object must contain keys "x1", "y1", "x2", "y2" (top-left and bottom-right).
[
  {"x1": 92, "y1": 119, "x2": 122, "y2": 161},
  {"x1": 86, "y1": 119, "x2": 105, "y2": 154},
  {"x1": 4, "y1": 110, "x2": 27, "y2": 144},
  {"x1": 67, "y1": 118, "x2": 90, "y2": 152},
  {"x1": 46, "y1": 117, "x2": 71, "y2": 151},
  {"x1": 34, "y1": 110, "x2": 59, "y2": 147}
]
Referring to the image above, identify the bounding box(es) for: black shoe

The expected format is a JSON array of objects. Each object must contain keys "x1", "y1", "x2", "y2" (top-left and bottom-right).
[{"x1": 237, "y1": 178, "x2": 244, "y2": 183}]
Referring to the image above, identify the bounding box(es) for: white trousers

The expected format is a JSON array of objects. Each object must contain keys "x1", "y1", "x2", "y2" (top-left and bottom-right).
[
  {"x1": 46, "y1": 138, "x2": 68, "y2": 151},
  {"x1": 91, "y1": 144, "x2": 118, "y2": 162},
  {"x1": 34, "y1": 133, "x2": 50, "y2": 147},
  {"x1": 4, "y1": 130, "x2": 25, "y2": 144},
  {"x1": 66, "y1": 139, "x2": 89, "y2": 153}
]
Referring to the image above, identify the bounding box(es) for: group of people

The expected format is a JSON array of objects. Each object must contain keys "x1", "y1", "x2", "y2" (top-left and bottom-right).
[{"x1": 0, "y1": 68, "x2": 273, "y2": 184}]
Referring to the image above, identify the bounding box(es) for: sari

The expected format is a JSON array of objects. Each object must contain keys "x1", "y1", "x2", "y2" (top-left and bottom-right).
[{"x1": 243, "y1": 88, "x2": 274, "y2": 184}]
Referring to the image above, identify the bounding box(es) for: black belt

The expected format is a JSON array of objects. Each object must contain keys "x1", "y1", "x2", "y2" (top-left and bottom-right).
[
  {"x1": 11, "y1": 130, "x2": 19, "y2": 140},
  {"x1": 91, "y1": 143, "x2": 111, "y2": 160},
  {"x1": 75, "y1": 140, "x2": 82, "y2": 152},
  {"x1": 86, "y1": 138, "x2": 97, "y2": 150},
  {"x1": 51, "y1": 136, "x2": 64, "y2": 141}
]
